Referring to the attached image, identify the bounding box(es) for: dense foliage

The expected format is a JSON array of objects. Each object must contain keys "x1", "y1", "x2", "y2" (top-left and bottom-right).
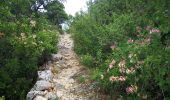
[
  {"x1": 70, "y1": 0, "x2": 170, "y2": 99},
  {"x1": 0, "y1": 0, "x2": 67, "y2": 99}
]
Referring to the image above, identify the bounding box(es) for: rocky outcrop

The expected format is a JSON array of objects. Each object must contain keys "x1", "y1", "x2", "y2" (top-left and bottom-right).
[
  {"x1": 26, "y1": 69, "x2": 57, "y2": 100},
  {"x1": 45, "y1": 92, "x2": 57, "y2": 100},
  {"x1": 34, "y1": 80, "x2": 52, "y2": 91},
  {"x1": 34, "y1": 96, "x2": 47, "y2": 100},
  {"x1": 38, "y1": 70, "x2": 53, "y2": 81}
]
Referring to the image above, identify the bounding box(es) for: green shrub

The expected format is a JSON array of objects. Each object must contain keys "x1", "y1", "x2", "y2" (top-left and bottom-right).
[
  {"x1": 0, "y1": 17, "x2": 59, "y2": 100},
  {"x1": 70, "y1": 0, "x2": 170, "y2": 99},
  {"x1": 80, "y1": 54, "x2": 94, "y2": 67},
  {"x1": 0, "y1": 0, "x2": 66, "y2": 99}
]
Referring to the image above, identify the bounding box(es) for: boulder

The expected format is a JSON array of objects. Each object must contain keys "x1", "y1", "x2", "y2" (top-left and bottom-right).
[
  {"x1": 26, "y1": 91, "x2": 47, "y2": 100},
  {"x1": 38, "y1": 70, "x2": 53, "y2": 81},
  {"x1": 34, "y1": 80, "x2": 52, "y2": 91},
  {"x1": 45, "y1": 92, "x2": 58, "y2": 100},
  {"x1": 33, "y1": 96, "x2": 47, "y2": 100}
]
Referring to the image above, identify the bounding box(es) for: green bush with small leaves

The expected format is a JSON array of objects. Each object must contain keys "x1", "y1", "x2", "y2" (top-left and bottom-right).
[
  {"x1": 80, "y1": 54, "x2": 94, "y2": 67},
  {"x1": 70, "y1": 0, "x2": 170, "y2": 99},
  {"x1": 0, "y1": 20, "x2": 59, "y2": 99},
  {"x1": 0, "y1": 0, "x2": 65, "y2": 99}
]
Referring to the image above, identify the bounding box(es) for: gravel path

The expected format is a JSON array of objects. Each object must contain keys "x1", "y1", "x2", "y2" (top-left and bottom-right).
[{"x1": 52, "y1": 33, "x2": 100, "y2": 100}]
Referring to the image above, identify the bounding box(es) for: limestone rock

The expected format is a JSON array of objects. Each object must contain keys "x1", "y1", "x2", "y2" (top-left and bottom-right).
[
  {"x1": 34, "y1": 80, "x2": 52, "y2": 91},
  {"x1": 26, "y1": 91, "x2": 47, "y2": 100},
  {"x1": 33, "y1": 96, "x2": 47, "y2": 100},
  {"x1": 38, "y1": 70, "x2": 53, "y2": 81},
  {"x1": 45, "y1": 92, "x2": 58, "y2": 100}
]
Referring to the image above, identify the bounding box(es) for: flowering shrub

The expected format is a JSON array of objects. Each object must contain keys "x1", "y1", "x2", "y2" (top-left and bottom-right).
[
  {"x1": 70, "y1": 0, "x2": 170, "y2": 99},
  {"x1": 0, "y1": 0, "x2": 67, "y2": 99},
  {"x1": 0, "y1": 15, "x2": 59, "y2": 100}
]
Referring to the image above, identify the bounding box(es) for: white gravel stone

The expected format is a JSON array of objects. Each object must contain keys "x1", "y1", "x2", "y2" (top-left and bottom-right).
[
  {"x1": 34, "y1": 80, "x2": 52, "y2": 91},
  {"x1": 45, "y1": 92, "x2": 58, "y2": 100},
  {"x1": 26, "y1": 91, "x2": 47, "y2": 100},
  {"x1": 33, "y1": 96, "x2": 47, "y2": 100},
  {"x1": 38, "y1": 70, "x2": 53, "y2": 81}
]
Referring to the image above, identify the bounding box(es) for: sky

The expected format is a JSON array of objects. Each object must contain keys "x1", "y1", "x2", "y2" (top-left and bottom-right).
[{"x1": 63, "y1": 0, "x2": 88, "y2": 16}]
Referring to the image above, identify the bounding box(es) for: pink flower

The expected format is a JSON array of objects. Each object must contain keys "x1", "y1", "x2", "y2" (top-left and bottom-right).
[
  {"x1": 118, "y1": 59, "x2": 126, "y2": 73},
  {"x1": 126, "y1": 85, "x2": 138, "y2": 94},
  {"x1": 118, "y1": 59, "x2": 126, "y2": 68},
  {"x1": 126, "y1": 87, "x2": 134, "y2": 94},
  {"x1": 126, "y1": 67, "x2": 135, "y2": 74},
  {"x1": 128, "y1": 38, "x2": 134, "y2": 43},
  {"x1": 111, "y1": 59, "x2": 116, "y2": 65},
  {"x1": 118, "y1": 76, "x2": 126, "y2": 81},
  {"x1": 109, "y1": 76, "x2": 119, "y2": 82},
  {"x1": 150, "y1": 28, "x2": 160, "y2": 34},
  {"x1": 110, "y1": 76, "x2": 126, "y2": 82},
  {"x1": 109, "y1": 59, "x2": 116, "y2": 69},
  {"x1": 109, "y1": 64, "x2": 113, "y2": 69}
]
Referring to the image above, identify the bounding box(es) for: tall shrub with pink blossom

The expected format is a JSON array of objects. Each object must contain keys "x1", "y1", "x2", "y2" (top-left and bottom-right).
[{"x1": 70, "y1": 0, "x2": 170, "y2": 99}]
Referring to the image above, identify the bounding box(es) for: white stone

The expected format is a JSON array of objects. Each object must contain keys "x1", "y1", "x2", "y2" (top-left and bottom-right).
[
  {"x1": 26, "y1": 91, "x2": 47, "y2": 100},
  {"x1": 38, "y1": 70, "x2": 53, "y2": 81},
  {"x1": 45, "y1": 92, "x2": 58, "y2": 100},
  {"x1": 34, "y1": 80, "x2": 52, "y2": 91},
  {"x1": 33, "y1": 96, "x2": 47, "y2": 100}
]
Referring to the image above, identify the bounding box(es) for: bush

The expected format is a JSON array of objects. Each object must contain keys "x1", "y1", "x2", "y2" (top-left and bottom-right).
[
  {"x1": 70, "y1": 0, "x2": 170, "y2": 99},
  {"x1": 0, "y1": 15, "x2": 59, "y2": 100},
  {"x1": 98, "y1": 31, "x2": 170, "y2": 99},
  {"x1": 80, "y1": 54, "x2": 94, "y2": 67},
  {"x1": 0, "y1": 0, "x2": 67, "y2": 99}
]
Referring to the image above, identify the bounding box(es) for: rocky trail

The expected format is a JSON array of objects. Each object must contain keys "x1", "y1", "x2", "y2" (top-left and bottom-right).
[{"x1": 27, "y1": 33, "x2": 100, "y2": 100}]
